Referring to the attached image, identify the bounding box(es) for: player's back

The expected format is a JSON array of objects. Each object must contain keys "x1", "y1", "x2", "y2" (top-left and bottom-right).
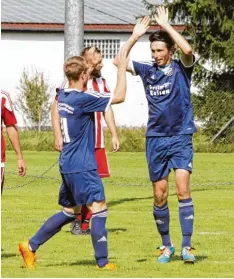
[{"x1": 57, "y1": 89, "x2": 96, "y2": 174}]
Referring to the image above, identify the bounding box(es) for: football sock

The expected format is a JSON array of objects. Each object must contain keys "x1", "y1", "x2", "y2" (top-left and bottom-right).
[
  {"x1": 29, "y1": 210, "x2": 76, "y2": 252},
  {"x1": 76, "y1": 212, "x2": 82, "y2": 222},
  {"x1": 81, "y1": 205, "x2": 92, "y2": 231},
  {"x1": 179, "y1": 198, "x2": 194, "y2": 248},
  {"x1": 153, "y1": 203, "x2": 172, "y2": 246},
  {"x1": 91, "y1": 209, "x2": 108, "y2": 267}
]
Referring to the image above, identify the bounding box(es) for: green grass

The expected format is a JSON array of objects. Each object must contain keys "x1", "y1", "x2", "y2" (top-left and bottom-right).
[{"x1": 2, "y1": 151, "x2": 234, "y2": 278}]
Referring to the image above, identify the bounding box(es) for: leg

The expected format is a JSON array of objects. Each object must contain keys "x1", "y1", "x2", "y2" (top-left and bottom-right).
[
  {"x1": 70, "y1": 205, "x2": 92, "y2": 235},
  {"x1": 1, "y1": 167, "x2": 5, "y2": 195},
  {"x1": 29, "y1": 206, "x2": 80, "y2": 251},
  {"x1": 153, "y1": 177, "x2": 175, "y2": 263},
  {"x1": 81, "y1": 205, "x2": 92, "y2": 232},
  {"x1": 87, "y1": 201, "x2": 116, "y2": 270},
  {"x1": 18, "y1": 206, "x2": 79, "y2": 268},
  {"x1": 175, "y1": 169, "x2": 195, "y2": 263},
  {"x1": 153, "y1": 177, "x2": 171, "y2": 246}
]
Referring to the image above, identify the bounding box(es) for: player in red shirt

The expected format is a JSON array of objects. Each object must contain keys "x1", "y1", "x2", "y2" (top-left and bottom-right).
[
  {"x1": 1, "y1": 90, "x2": 26, "y2": 193},
  {"x1": 51, "y1": 46, "x2": 119, "y2": 234}
]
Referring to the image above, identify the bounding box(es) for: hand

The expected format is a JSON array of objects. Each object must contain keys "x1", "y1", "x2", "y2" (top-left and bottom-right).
[
  {"x1": 112, "y1": 136, "x2": 120, "y2": 152},
  {"x1": 133, "y1": 16, "x2": 151, "y2": 38},
  {"x1": 154, "y1": 6, "x2": 169, "y2": 27},
  {"x1": 116, "y1": 48, "x2": 129, "y2": 70},
  {"x1": 55, "y1": 135, "x2": 63, "y2": 152},
  {"x1": 18, "y1": 159, "x2": 26, "y2": 176}
]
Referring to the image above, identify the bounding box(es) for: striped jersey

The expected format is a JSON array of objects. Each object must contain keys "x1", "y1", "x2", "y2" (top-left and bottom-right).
[
  {"x1": 1, "y1": 90, "x2": 17, "y2": 164},
  {"x1": 56, "y1": 77, "x2": 110, "y2": 148}
]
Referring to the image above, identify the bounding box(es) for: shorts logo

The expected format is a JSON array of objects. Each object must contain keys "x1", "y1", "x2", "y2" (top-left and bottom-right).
[{"x1": 188, "y1": 162, "x2": 192, "y2": 168}]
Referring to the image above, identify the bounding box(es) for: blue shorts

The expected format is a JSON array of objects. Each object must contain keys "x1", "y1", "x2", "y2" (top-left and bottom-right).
[
  {"x1": 58, "y1": 170, "x2": 105, "y2": 207},
  {"x1": 146, "y1": 135, "x2": 193, "y2": 182}
]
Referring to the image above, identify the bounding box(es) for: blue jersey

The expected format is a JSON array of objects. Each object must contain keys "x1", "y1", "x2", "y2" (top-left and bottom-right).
[
  {"x1": 132, "y1": 57, "x2": 197, "y2": 136},
  {"x1": 57, "y1": 88, "x2": 111, "y2": 174}
]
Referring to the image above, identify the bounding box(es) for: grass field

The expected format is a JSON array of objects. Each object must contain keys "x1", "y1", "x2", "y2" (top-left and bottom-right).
[{"x1": 1, "y1": 151, "x2": 234, "y2": 278}]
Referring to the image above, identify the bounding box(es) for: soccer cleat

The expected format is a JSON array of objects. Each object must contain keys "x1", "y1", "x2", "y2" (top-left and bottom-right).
[
  {"x1": 157, "y1": 245, "x2": 175, "y2": 263},
  {"x1": 96, "y1": 262, "x2": 117, "y2": 270},
  {"x1": 70, "y1": 220, "x2": 90, "y2": 235},
  {"x1": 70, "y1": 220, "x2": 83, "y2": 235},
  {"x1": 181, "y1": 247, "x2": 196, "y2": 263},
  {"x1": 18, "y1": 240, "x2": 37, "y2": 268}
]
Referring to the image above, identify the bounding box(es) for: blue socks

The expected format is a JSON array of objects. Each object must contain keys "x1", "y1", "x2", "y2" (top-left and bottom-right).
[
  {"x1": 91, "y1": 209, "x2": 108, "y2": 267},
  {"x1": 29, "y1": 210, "x2": 76, "y2": 251},
  {"x1": 179, "y1": 198, "x2": 194, "y2": 247},
  {"x1": 153, "y1": 203, "x2": 172, "y2": 246}
]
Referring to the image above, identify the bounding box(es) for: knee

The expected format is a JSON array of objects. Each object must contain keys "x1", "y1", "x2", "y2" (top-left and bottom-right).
[
  {"x1": 176, "y1": 187, "x2": 191, "y2": 200},
  {"x1": 63, "y1": 206, "x2": 80, "y2": 215},
  {"x1": 154, "y1": 191, "x2": 167, "y2": 206},
  {"x1": 88, "y1": 201, "x2": 107, "y2": 214}
]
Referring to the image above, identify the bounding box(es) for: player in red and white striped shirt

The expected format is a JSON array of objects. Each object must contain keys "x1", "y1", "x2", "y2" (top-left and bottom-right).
[
  {"x1": 1, "y1": 90, "x2": 26, "y2": 193},
  {"x1": 51, "y1": 46, "x2": 119, "y2": 234}
]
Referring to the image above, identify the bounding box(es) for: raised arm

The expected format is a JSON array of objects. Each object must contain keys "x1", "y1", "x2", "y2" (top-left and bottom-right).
[
  {"x1": 111, "y1": 49, "x2": 128, "y2": 104},
  {"x1": 113, "y1": 16, "x2": 151, "y2": 72},
  {"x1": 6, "y1": 125, "x2": 26, "y2": 176},
  {"x1": 103, "y1": 107, "x2": 119, "y2": 152},
  {"x1": 154, "y1": 6, "x2": 193, "y2": 66},
  {"x1": 51, "y1": 99, "x2": 63, "y2": 151}
]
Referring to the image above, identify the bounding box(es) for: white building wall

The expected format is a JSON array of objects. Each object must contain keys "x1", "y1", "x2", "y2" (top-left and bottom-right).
[{"x1": 1, "y1": 31, "x2": 152, "y2": 127}]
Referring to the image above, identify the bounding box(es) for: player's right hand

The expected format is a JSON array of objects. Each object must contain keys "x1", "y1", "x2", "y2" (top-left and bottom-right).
[
  {"x1": 133, "y1": 16, "x2": 151, "y2": 38},
  {"x1": 18, "y1": 159, "x2": 26, "y2": 176},
  {"x1": 55, "y1": 136, "x2": 63, "y2": 152}
]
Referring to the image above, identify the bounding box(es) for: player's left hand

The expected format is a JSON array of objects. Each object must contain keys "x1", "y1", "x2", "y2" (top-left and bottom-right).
[
  {"x1": 154, "y1": 6, "x2": 169, "y2": 27},
  {"x1": 112, "y1": 136, "x2": 120, "y2": 152},
  {"x1": 18, "y1": 159, "x2": 26, "y2": 176}
]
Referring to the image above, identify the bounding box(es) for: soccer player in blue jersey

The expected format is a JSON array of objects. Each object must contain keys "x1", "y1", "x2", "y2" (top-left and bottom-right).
[
  {"x1": 114, "y1": 6, "x2": 197, "y2": 263},
  {"x1": 18, "y1": 48, "x2": 128, "y2": 270}
]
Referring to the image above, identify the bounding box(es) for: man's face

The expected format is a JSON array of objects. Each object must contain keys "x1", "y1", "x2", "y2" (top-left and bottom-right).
[
  {"x1": 90, "y1": 52, "x2": 103, "y2": 78},
  {"x1": 150, "y1": 41, "x2": 172, "y2": 66}
]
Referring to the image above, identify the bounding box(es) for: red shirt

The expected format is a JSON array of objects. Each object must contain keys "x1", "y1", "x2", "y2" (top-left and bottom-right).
[
  {"x1": 1, "y1": 90, "x2": 17, "y2": 163},
  {"x1": 56, "y1": 77, "x2": 111, "y2": 148}
]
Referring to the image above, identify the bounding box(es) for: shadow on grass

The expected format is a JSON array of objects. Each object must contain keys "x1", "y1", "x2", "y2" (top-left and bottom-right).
[
  {"x1": 107, "y1": 187, "x2": 219, "y2": 209},
  {"x1": 1, "y1": 253, "x2": 17, "y2": 259},
  {"x1": 171, "y1": 255, "x2": 208, "y2": 262},
  {"x1": 107, "y1": 196, "x2": 152, "y2": 208},
  {"x1": 108, "y1": 228, "x2": 127, "y2": 233},
  {"x1": 136, "y1": 259, "x2": 147, "y2": 262},
  {"x1": 46, "y1": 259, "x2": 95, "y2": 267}
]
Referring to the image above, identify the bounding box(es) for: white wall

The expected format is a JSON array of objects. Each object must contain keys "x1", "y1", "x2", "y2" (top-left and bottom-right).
[{"x1": 1, "y1": 31, "x2": 152, "y2": 127}]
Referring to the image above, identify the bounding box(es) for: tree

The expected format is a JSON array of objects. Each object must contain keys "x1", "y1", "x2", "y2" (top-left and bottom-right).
[
  {"x1": 17, "y1": 70, "x2": 51, "y2": 132},
  {"x1": 142, "y1": 0, "x2": 234, "y2": 140}
]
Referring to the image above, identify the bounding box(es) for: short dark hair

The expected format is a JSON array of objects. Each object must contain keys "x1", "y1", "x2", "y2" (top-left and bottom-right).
[{"x1": 149, "y1": 31, "x2": 175, "y2": 50}]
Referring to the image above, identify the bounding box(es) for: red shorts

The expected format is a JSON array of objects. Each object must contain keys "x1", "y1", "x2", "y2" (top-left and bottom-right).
[{"x1": 95, "y1": 148, "x2": 110, "y2": 178}]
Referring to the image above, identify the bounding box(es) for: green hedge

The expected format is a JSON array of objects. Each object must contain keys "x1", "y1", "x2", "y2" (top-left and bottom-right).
[{"x1": 5, "y1": 128, "x2": 234, "y2": 152}]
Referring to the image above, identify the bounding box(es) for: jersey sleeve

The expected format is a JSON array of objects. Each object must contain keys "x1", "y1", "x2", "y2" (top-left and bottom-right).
[
  {"x1": 178, "y1": 54, "x2": 196, "y2": 79},
  {"x1": 2, "y1": 95, "x2": 17, "y2": 126},
  {"x1": 129, "y1": 60, "x2": 152, "y2": 78},
  {"x1": 83, "y1": 91, "x2": 112, "y2": 113}
]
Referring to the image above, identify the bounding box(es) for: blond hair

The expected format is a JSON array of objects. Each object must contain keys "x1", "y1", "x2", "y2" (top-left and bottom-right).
[{"x1": 64, "y1": 56, "x2": 87, "y2": 81}]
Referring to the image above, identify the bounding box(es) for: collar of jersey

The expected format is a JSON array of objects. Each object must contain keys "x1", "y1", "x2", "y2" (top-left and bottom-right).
[
  {"x1": 64, "y1": 88, "x2": 82, "y2": 93},
  {"x1": 158, "y1": 63, "x2": 171, "y2": 70}
]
